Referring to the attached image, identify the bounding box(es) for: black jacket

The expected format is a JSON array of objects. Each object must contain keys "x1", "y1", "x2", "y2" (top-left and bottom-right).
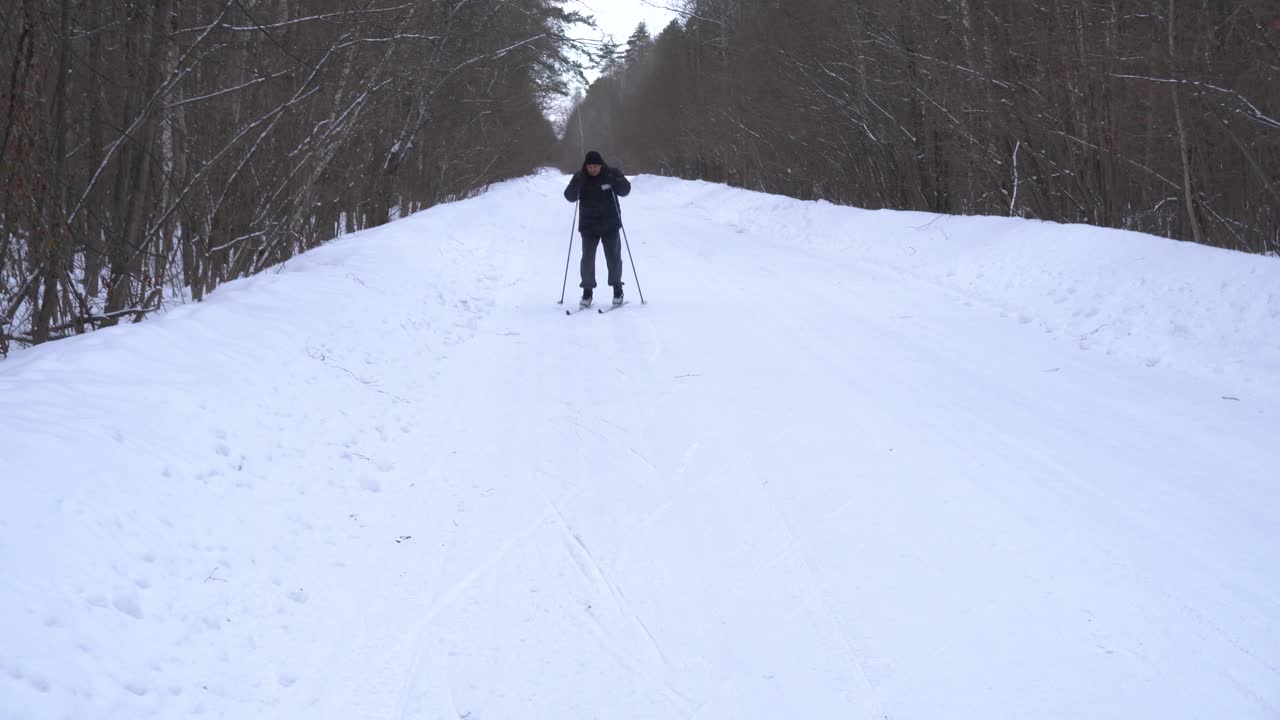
[{"x1": 564, "y1": 164, "x2": 631, "y2": 235}]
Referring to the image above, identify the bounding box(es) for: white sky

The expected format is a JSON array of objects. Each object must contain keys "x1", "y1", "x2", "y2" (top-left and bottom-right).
[{"x1": 564, "y1": 0, "x2": 680, "y2": 62}]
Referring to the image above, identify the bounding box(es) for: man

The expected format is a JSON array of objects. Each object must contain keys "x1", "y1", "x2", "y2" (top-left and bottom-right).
[{"x1": 564, "y1": 150, "x2": 631, "y2": 308}]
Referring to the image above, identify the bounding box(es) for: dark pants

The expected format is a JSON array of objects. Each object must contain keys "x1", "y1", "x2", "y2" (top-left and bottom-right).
[{"x1": 580, "y1": 230, "x2": 623, "y2": 289}]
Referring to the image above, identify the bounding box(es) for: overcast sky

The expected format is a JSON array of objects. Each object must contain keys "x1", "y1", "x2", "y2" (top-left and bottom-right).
[{"x1": 564, "y1": 0, "x2": 680, "y2": 55}]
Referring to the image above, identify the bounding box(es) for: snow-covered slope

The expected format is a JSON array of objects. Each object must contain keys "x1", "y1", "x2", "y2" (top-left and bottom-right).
[{"x1": 2, "y1": 170, "x2": 1278, "y2": 720}]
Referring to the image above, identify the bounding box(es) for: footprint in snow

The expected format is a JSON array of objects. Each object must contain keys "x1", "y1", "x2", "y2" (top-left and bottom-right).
[
  {"x1": 27, "y1": 675, "x2": 51, "y2": 693},
  {"x1": 112, "y1": 592, "x2": 144, "y2": 619}
]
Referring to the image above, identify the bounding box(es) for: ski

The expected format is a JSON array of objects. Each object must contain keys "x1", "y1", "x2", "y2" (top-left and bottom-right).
[
  {"x1": 565, "y1": 303, "x2": 593, "y2": 315},
  {"x1": 598, "y1": 300, "x2": 628, "y2": 314}
]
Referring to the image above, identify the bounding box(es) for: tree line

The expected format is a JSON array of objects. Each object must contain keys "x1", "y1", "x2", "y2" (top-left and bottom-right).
[
  {"x1": 5, "y1": 2, "x2": 1275, "y2": 355},
  {"x1": 559, "y1": 1, "x2": 1278, "y2": 257},
  {"x1": 1, "y1": 0, "x2": 585, "y2": 355}
]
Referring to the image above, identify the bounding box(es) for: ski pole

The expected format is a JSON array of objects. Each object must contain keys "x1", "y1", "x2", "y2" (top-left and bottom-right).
[
  {"x1": 559, "y1": 201, "x2": 577, "y2": 304},
  {"x1": 620, "y1": 226, "x2": 645, "y2": 304},
  {"x1": 613, "y1": 192, "x2": 645, "y2": 304}
]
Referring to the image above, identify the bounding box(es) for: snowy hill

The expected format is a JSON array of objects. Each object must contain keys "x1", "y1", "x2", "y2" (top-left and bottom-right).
[{"x1": 2, "y1": 170, "x2": 1278, "y2": 720}]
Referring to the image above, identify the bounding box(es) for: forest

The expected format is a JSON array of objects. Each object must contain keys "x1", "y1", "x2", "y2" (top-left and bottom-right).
[
  {"x1": 559, "y1": 1, "x2": 1278, "y2": 258},
  {"x1": 1, "y1": 0, "x2": 581, "y2": 354},
  {"x1": 3, "y1": 1, "x2": 1277, "y2": 354}
]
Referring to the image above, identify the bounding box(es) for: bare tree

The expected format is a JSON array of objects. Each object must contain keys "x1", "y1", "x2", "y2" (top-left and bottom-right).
[
  {"x1": 1, "y1": 0, "x2": 586, "y2": 355},
  {"x1": 560, "y1": 0, "x2": 1278, "y2": 257}
]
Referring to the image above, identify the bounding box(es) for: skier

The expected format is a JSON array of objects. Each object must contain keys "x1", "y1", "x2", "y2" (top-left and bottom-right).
[{"x1": 564, "y1": 150, "x2": 631, "y2": 308}]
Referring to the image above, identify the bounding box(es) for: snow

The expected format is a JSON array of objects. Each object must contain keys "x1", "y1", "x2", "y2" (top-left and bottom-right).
[{"x1": 2, "y1": 169, "x2": 1278, "y2": 720}]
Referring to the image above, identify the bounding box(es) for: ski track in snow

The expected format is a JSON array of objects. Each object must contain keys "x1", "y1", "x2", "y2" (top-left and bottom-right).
[{"x1": 2, "y1": 170, "x2": 1278, "y2": 720}]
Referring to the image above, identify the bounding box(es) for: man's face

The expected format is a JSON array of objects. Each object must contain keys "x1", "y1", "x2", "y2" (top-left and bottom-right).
[{"x1": 586, "y1": 163, "x2": 602, "y2": 176}]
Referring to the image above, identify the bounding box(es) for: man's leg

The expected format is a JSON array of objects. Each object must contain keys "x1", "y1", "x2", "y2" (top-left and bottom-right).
[
  {"x1": 601, "y1": 231, "x2": 623, "y2": 289},
  {"x1": 579, "y1": 232, "x2": 601, "y2": 289}
]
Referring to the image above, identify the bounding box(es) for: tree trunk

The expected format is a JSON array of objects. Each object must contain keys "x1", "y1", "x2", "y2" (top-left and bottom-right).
[{"x1": 1167, "y1": 0, "x2": 1204, "y2": 245}]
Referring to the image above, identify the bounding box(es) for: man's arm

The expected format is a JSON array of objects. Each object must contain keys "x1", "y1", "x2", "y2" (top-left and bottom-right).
[
  {"x1": 610, "y1": 168, "x2": 631, "y2": 197},
  {"x1": 563, "y1": 172, "x2": 583, "y2": 202}
]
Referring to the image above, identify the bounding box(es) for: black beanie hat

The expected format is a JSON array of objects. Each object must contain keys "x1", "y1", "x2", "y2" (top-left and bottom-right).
[{"x1": 584, "y1": 150, "x2": 604, "y2": 165}]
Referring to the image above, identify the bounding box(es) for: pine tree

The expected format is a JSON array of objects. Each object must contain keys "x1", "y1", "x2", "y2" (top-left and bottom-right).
[
  {"x1": 597, "y1": 36, "x2": 622, "y2": 76},
  {"x1": 624, "y1": 22, "x2": 653, "y2": 66}
]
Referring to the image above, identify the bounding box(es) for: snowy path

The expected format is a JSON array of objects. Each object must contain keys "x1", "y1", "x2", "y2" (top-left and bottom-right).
[{"x1": 2, "y1": 172, "x2": 1278, "y2": 719}]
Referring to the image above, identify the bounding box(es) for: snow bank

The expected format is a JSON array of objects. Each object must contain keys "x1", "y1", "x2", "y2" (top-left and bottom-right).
[
  {"x1": 0, "y1": 182, "x2": 525, "y2": 720},
  {"x1": 1, "y1": 171, "x2": 1276, "y2": 720},
  {"x1": 666, "y1": 176, "x2": 1280, "y2": 391}
]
